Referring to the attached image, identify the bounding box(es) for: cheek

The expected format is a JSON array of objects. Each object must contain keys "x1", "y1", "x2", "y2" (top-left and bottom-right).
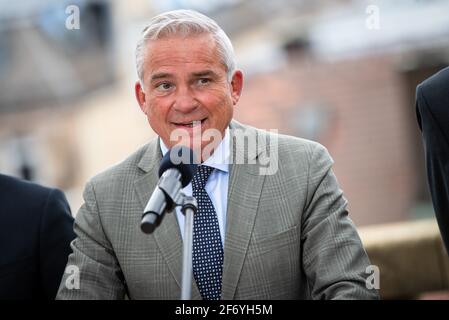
[
  {"x1": 147, "y1": 97, "x2": 169, "y2": 118},
  {"x1": 203, "y1": 91, "x2": 233, "y2": 112},
  {"x1": 146, "y1": 101, "x2": 172, "y2": 134}
]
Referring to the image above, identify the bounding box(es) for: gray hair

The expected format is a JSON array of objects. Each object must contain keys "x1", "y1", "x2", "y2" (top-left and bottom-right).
[{"x1": 135, "y1": 9, "x2": 236, "y2": 84}]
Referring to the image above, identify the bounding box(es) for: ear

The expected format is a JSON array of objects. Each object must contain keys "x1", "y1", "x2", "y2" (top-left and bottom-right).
[
  {"x1": 230, "y1": 70, "x2": 243, "y2": 106},
  {"x1": 135, "y1": 81, "x2": 147, "y2": 114}
]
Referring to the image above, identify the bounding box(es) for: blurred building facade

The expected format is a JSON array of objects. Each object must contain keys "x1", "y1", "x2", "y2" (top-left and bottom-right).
[
  {"x1": 220, "y1": 0, "x2": 449, "y2": 225},
  {"x1": 0, "y1": 0, "x2": 156, "y2": 209},
  {"x1": 0, "y1": 0, "x2": 448, "y2": 226}
]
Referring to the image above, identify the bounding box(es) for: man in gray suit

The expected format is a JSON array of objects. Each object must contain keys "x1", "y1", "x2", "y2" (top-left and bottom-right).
[{"x1": 57, "y1": 9, "x2": 378, "y2": 300}]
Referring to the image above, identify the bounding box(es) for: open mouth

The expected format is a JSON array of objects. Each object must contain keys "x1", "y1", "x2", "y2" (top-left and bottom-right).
[{"x1": 172, "y1": 118, "x2": 207, "y2": 128}]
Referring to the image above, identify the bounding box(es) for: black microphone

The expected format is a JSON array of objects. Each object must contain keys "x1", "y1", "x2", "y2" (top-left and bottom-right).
[{"x1": 140, "y1": 146, "x2": 198, "y2": 234}]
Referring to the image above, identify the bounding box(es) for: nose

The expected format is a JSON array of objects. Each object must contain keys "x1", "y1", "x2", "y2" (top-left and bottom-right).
[{"x1": 172, "y1": 87, "x2": 199, "y2": 113}]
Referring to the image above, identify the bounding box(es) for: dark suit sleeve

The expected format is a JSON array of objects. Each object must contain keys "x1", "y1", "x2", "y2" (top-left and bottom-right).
[
  {"x1": 416, "y1": 85, "x2": 449, "y2": 252},
  {"x1": 39, "y1": 188, "x2": 75, "y2": 299}
]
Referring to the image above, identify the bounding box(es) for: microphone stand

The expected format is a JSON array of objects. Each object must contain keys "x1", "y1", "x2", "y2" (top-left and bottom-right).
[
  {"x1": 140, "y1": 145, "x2": 199, "y2": 299},
  {"x1": 179, "y1": 195, "x2": 197, "y2": 300},
  {"x1": 141, "y1": 180, "x2": 198, "y2": 299}
]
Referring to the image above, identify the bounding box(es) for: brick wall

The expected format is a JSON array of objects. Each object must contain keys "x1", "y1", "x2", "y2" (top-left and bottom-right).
[{"x1": 235, "y1": 53, "x2": 424, "y2": 226}]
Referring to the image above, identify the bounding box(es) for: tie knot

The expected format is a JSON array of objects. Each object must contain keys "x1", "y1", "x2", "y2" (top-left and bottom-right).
[{"x1": 192, "y1": 165, "x2": 215, "y2": 189}]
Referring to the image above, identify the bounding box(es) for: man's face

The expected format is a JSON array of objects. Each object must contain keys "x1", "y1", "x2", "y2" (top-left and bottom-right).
[{"x1": 135, "y1": 34, "x2": 243, "y2": 155}]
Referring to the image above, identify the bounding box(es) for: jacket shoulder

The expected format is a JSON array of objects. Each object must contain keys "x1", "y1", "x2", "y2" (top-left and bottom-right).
[
  {"x1": 253, "y1": 126, "x2": 330, "y2": 162},
  {"x1": 87, "y1": 141, "x2": 154, "y2": 188},
  {"x1": 0, "y1": 174, "x2": 56, "y2": 201},
  {"x1": 417, "y1": 66, "x2": 449, "y2": 93},
  {"x1": 232, "y1": 120, "x2": 324, "y2": 156}
]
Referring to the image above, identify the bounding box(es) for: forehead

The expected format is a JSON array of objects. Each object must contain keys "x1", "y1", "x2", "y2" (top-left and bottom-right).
[{"x1": 143, "y1": 34, "x2": 225, "y2": 76}]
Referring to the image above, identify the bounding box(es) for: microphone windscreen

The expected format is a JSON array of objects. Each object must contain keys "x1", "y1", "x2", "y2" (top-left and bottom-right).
[{"x1": 158, "y1": 146, "x2": 198, "y2": 187}]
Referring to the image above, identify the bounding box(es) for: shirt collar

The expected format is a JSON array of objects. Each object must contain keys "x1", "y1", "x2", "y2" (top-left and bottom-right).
[{"x1": 159, "y1": 127, "x2": 230, "y2": 173}]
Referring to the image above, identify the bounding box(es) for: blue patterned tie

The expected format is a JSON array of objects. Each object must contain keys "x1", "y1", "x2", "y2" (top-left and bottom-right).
[{"x1": 192, "y1": 165, "x2": 224, "y2": 300}]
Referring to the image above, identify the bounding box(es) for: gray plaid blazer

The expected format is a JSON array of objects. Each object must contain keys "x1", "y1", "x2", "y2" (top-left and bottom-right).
[{"x1": 57, "y1": 121, "x2": 378, "y2": 300}]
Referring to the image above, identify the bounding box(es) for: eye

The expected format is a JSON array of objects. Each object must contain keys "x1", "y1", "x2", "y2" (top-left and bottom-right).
[
  {"x1": 155, "y1": 82, "x2": 174, "y2": 91},
  {"x1": 197, "y1": 78, "x2": 211, "y2": 86}
]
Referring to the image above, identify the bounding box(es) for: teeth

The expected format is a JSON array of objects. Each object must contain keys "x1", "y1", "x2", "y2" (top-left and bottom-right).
[{"x1": 176, "y1": 121, "x2": 203, "y2": 127}]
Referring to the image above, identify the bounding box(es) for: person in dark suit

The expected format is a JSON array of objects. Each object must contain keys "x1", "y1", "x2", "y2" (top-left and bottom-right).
[
  {"x1": 416, "y1": 66, "x2": 449, "y2": 253},
  {"x1": 0, "y1": 174, "x2": 75, "y2": 299}
]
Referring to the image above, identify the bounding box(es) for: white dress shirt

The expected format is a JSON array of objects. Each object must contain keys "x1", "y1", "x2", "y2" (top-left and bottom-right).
[{"x1": 159, "y1": 128, "x2": 230, "y2": 245}]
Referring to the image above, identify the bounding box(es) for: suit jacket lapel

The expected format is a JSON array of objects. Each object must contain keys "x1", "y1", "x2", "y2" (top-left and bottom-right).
[
  {"x1": 221, "y1": 122, "x2": 266, "y2": 300},
  {"x1": 133, "y1": 123, "x2": 266, "y2": 300},
  {"x1": 134, "y1": 138, "x2": 201, "y2": 299}
]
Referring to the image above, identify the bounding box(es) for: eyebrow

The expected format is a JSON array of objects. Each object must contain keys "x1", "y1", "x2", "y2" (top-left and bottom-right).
[
  {"x1": 192, "y1": 70, "x2": 218, "y2": 78},
  {"x1": 150, "y1": 72, "x2": 173, "y2": 81},
  {"x1": 150, "y1": 70, "x2": 219, "y2": 82}
]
